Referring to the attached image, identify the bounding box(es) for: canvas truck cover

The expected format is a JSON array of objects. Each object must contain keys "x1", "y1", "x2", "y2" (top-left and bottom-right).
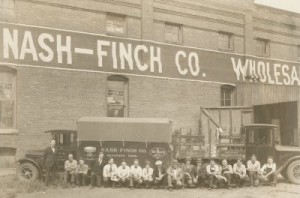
[
  {"x1": 77, "y1": 117, "x2": 172, "y2": 143},
  {"x1": 77, "y1": 117, "x2": 172, "y2": 166}
]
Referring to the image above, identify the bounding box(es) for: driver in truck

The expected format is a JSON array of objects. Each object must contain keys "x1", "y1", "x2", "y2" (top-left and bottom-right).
[
  {"x1": 247, "y1": 154, "x2": 261, "y2": 187},
  {"x1": 260, "y1": 156, "x2": 277, "y2": 186}
]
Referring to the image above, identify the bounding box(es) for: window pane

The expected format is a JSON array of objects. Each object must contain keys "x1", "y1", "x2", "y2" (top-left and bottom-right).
[
  {"x1": 165, "y1": 24, "x2": 180, "y2": 43},
  {"x1": 0, "y1": 101, "x2": 14, "y2": 128},
  {"x1": 297, "y1": 45, "x2": 300, "y2": 57}
]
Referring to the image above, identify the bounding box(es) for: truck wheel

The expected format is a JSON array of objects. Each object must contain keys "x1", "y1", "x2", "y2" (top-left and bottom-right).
[
  {"x1": 287, "y1": 160, "x2": 300, "y2": 184},
  {"x1": 17, "y1": 162, "x2": 39, "y2": 182}
]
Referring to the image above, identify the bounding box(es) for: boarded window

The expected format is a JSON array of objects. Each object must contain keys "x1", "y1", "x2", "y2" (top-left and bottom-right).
[
  {"x1": 165, "y1": 23, "x2": 182, "y2": 43},
  {"x1": 218, "y1": 32, "x2": 233, "y2": 51},
  {"x1": 0, "y1": 69, "x2": 16, "y2": 129},
  {"x1": 107, "y1": 75, "x2": 128, "y2": 117},
  {"x1": 255, "y1": 38, "x2": 270, "y2": 56},
  {"x1": 106, "y1": 13, "x2": 126, "y2": 36}
]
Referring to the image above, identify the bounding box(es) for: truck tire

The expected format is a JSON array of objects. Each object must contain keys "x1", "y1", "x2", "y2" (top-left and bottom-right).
[
  {"x1": 287, "y1": 160, "x2": 300, "y2": 185},
  {"x1": 17, "y1": 162, "x2": 39, "y2": 182}
]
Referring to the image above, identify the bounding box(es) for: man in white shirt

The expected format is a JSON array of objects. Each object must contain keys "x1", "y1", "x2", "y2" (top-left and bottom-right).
[
  {"x1": 247, "y1": 154, "x2": 261, "y2": 187},
  {"x1": 117, "y1": 161, "x2": 130, "y2": 187},
  {"x1": 260, "y1": 156, "x2": 277, "y2": 186},
  {"x1": 142, "y1": 160, "x2": 154, "y2": 188},
  {"x1": 233, "y1": 159, "x2": 249, "y2": 187},
  {"x1": 64, "y1": 153, "x2": 77, "y2": 187},
  {"x1": 206, "y1": 160, "x2": 221, "y2": 190},
  {"x1": 129, "y1": 159, "x2": 143, "y2": 189},
  {"x1": 103, "y1": 158, "x2": 118, "y2": 188}
]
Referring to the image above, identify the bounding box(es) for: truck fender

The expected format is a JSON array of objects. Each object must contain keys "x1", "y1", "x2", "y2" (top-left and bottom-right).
[
  {"x1": 17, "y1": 158, "x2": 43, "y2": 176},
  {"x1": 276, "y1": 156, "x2": 300, "y2": 174}
]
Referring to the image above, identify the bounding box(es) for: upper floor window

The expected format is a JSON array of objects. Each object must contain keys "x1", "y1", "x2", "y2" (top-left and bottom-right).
[
  {"x1": 165, "y1": 23, "x2": 182, "y2": 44},
  {"x1": 0, "y1": 0, "x2": 15, "y2": 21},
  {"x1": 0, "y1": 66, "x2": 16, "y2": 130},
  {"x1": 297, "y1": 45, "x2": 300, "y2": 58},
  {"x1": 255, "y1": 38, "x2": 270, "y2": 56},
  {"x1": 218, "y1": 32, "x2": 233, "y2": 51},
  {"x1": 220, "y1": 85, "x2": 235, "y2": 106},
  {"x1": 106, "y1": 13, "x2": 126, "y2": 36},
  {"x1": 107, "y1": 75, "x2": 128, "y2": 117}
]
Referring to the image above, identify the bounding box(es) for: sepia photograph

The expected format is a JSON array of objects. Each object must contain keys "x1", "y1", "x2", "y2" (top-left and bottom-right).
[{"x1": 0, "y1": 0, "x2": 300, "y2": 197}]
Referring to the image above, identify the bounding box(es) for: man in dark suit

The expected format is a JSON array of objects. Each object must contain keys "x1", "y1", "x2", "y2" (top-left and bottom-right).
[
  {"x1": 153, "y1": 160, "x2": 167, "y2": 188},
  {"x1": 90, "y1": 152, "x2": 105, "y2": 187},
  {"x1": 43, "y1": 139, "x2": 58, "y2": 186}
]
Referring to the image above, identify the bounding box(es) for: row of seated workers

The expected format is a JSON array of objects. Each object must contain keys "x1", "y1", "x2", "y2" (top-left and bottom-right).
[{"x1": 63, "y1": 152, "x2": 277, "y2": 190}]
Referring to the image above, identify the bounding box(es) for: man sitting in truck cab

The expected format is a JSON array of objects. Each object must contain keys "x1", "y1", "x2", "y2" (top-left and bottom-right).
[
  {"x1": 64, "y1": 153, "x2": 77, "y2": 187},
  {"x1": 153, "y1": 160, "x2": 167, "y2": 188},
  {"x1": 129, "y1": 159, "x2": 143, "y2": 190},
  {"x1": 103, "y1": 158, "x2": 118, "y2": 188},
  {"x1": 233, "y1": 159, "x2": 249, "y2": 188},
  {"x1": 260, "y1": 156, "x2": 277, "y2": 186},
  {"x1": 117, "y1": 161, "x2": 130, "y2": 187},
  {"x1": 182, "y1": 157, "x2": 197, "y2": 188},
  {"x1": 196, "y1": 158, "x2": 207, "y2": 189},
  {"x1": 220, "y1": 159, "x2": 233, "y2": 189},
  {"x1": 90, "y1": 152, "x2": 106, "y2": 188},
  {"x1": 167, "y1": 159, "x2": 184, "y2": 191},
  {"x1": 206, "y1": 160, "x2": 221, "y2": 190},
  {"x1": 75, "y1": 158, "x2": 88, "y2": 186},
  {"x1": 142, "y1": 160, "x2": 154, "y2": 189},
  {"x1": 247, "y1": 154, "x2": 261, "y2": 187}
]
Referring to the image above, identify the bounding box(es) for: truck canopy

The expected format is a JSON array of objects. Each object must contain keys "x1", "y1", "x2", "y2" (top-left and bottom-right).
[{"x1": 77, "y1": 117, "x2": 172, "y2": 143}]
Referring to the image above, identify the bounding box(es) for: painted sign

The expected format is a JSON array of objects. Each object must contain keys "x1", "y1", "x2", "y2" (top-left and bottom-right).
[{"x1": 1, "y1": 22, "x2": 300, "y2": 86}]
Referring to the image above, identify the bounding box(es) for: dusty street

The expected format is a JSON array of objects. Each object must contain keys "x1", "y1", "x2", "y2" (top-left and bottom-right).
[{"x1": 19, "y1": 183, "x2": 300, "y2": 198}]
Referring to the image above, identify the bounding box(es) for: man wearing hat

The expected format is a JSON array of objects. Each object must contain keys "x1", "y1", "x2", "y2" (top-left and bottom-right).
[
  {"x1": 153, "y1": 160, "x2": 167, "y2": 188},
  {"x1": 167, "y1": 159, "x2": 184, "y2": 190},
  {"x1": 182, "y1": 157, "x2": 197, "y2": 188},
  {"x1": 196, "y1": 158, "x2": 207, "y2": 188}
]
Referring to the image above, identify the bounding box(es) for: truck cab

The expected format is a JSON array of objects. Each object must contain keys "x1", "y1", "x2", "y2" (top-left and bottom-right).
[{"x1": 244, "y1": 124, "x2": 300, "y2": 184}]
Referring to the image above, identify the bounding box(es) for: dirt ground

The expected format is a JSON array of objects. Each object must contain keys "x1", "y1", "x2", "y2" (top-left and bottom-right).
[{"x1": 18, "y1": 182, "x2": 300, "y2": 198}]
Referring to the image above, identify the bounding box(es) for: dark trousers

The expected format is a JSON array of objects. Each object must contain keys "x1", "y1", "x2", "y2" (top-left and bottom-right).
[
  {"x1": 263, "y1": 172, "x2": 277, "y2": 184},
  {"x1": 91, "y1": 172, "x2": 102, "y2": 187},
  {"x1": 233, "y1": 174, "x2": 249, "y2": 187},
  {"x1": 45, "y1": 164, "x2": 57, "y2": 186},
  {"x1": 208, "y1": 174, "x2": 217, "y2": 188},
  {"x1": 197, "y1": 174, "x2": 206, "y2": 187},
  {"x1": 223, "y1": 173, "x2": 232, "y2": 187},
  {"x1": 103, "y1": 177, "x2": 116, "y2": 187},
  {"x1": 64, "y1": 171, "x2": 76, "y2": 184},
  {"x1": 153, "y1": 175, "x2": 167, "y2": 187},
  {"x1": 119, "y1": 178, "x2": 129, "y2": 187},
  {"x1": 76, "y1": 173, "x2": 87, "y2": 186},
  {"x1": 248, "y1": 171, "x2": 259, "y2": 186},
  {"x1": 129, "y1": 176, "x2": 143, "y2": 187}
]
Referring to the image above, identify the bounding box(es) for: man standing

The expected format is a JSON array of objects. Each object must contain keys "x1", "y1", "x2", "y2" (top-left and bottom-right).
[
  {"x1": 129, "y1": 159, "x2": 143, "y2": 190},
  {"x1": 167, "y1": 159, "x2": 184, "y2": 191},
  {"x1": 247, "y1": 155, "x2": 261, "y2": 187},
  {"x1": 43, "y1": 139, "x2": 57, "y2": 186},
  {"x1": 153, "y1": 160, "x2": 167, "y2": 188},
  {"x1": 182, "y1": 157, "x2": 197, "y2": 188},
  {"x1": 117, "y1": 161, "x2": 130, "y2": 187},
  {"x1": 260, "y1": 156, "x2": 277, "y2": 186},
  {"x1": 233, "y1": 159, "x2": 249, "y2": 188},
  {"x1": 220, "y1": 159, "x2": 233, "y2": 189},
  {"x1": 142, "y1": 160, "x2": 154, "y2": 188},
  {"x1": 90, "y1": 152, "x2": 105, "y2": 188},
  {"x1": 103, "y1": 158, "x2": 118, "y2": 188},
  {"x1": 64, "y1": 153, "x2": 77, "y2": 187},
  {"x1": 75, "y1": 158, "x2": 88, "y2": 186}
]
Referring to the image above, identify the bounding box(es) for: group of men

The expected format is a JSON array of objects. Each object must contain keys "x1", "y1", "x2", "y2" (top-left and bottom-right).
[{"x1": 44, "y1": 139, "x2": 277, "y2": 190}]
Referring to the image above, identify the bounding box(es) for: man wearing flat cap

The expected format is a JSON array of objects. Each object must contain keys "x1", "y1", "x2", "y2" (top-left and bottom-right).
[
  {"x1": 182, "y1": 157, "x2": 197, "y2": 188},
  {"x1": 153, "y1": 160, "x2": 167, "y2": 188},
  {"x1": 167, "y1": 159, "x2": 184, "y2": 191}
]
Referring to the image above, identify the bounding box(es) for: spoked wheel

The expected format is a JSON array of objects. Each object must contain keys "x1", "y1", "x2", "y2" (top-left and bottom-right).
[
  {"x1": 17, "y1": 162, "x2": 39, "y2": 182},
  {"x1": 287, "y1": 160, "x2": 300, "y2": 185}
]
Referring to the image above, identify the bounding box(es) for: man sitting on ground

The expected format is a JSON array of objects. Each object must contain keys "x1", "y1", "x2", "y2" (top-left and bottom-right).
[
  {"x1": 182, "y1": 157, "x2": 197, "y2": 188},
  {"x1": 103, "y1": 158, "x2": 118, "y2": 188},
  {"x1": 167, "y1": 159, "x2": 184, "y2": 191},
  {"x1": 142, "y1": 160, "x2": 154, "y2": 188},
  {"x1": 117, "y1": 161, "x2": 130, "y2": 187},
  {"x1": 153, "y1": 160, "x2": 167, "y2": 188},
  {"x1": 129, "y1": 159, "x2": 143, "y2": 190},
  {"x1": 247, "y1": 155, "x2": 261, "y2": 187},
  {"x1": 233, "y1": 159, "x2": 249, "y2": 188},
  {"x1": 220, "y1": 159, "x2": 233, "y2": 189},
  {"x1": 260, "y1": 156, "x2": 277, "y2": 186},
  {"x1": 75, "y1": 158, "x2": 88, "y2": 187}
]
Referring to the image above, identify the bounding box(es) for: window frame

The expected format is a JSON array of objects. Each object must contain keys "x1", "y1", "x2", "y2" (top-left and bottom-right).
[
  {"x1": 218, "y1": 31, "x2": 234, "y2": 51},
  {"x1": 164, "y1": 22, "x2": 183, "y2": 44},
  {"x1": 220, "y1": 85, "x2": 236, "y2": 107},
  {"x1": 105, "y1": 12, "x2": 127, "y2": 37},
  {"x1": 255, "y1": 38, "x2": 270, "y2": 57},
  {"x1": 0, "y1": 66, "x2": 17, "y2": 134}
]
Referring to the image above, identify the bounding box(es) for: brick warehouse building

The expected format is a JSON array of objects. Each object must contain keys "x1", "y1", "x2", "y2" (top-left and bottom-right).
[{"x1": 0, "y1": 0, "x2": 300, "y2": 167}]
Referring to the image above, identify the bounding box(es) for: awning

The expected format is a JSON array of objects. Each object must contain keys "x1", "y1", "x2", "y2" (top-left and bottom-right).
[{"x1": 77, "y1": 117, "x2": 172, "y2": 143}]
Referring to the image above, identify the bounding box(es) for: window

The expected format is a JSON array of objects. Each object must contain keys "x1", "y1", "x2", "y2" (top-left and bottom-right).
[
  {"x1": 255, "y1": 38, "x2": 270, "y2": 56},
  {"x1": 107, "y1": 75, "x2": 128, "y2": 117},
  {"x1": 297, "y1": 45, "x2": 300, "y2": 58},
  {"x1": 106, "y1": 13, "x2": 126, "y2": 36},
  {"x1": 0, "y1": 0, "x2": 15, "y2": 20},
  {"x1": 0, "y1": 67, "x2": 16, "y2": 130},
  {"x1": 220, "y1": 85, "x2": 235, "y2": 106},
  {"x1": 165, "y1": 23, "x2": 182, "y2": 44},
  {"x1": 218, "y1": 32, "x2": 233, "y2": 51}
]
